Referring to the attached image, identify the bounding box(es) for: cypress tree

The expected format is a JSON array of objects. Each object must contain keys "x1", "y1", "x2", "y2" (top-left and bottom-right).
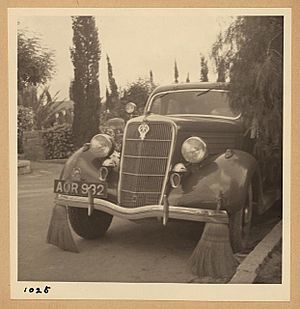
[
  {"x1": 106, "y1": 54, "x2": 119, "y2": 111},
  {"x1": 186, "y1": 73, "x2": 190, "y2": 83},
  {"x1": 174, "y1": 60, "x2": 179, "y2": 83},
  {"x1": 149, "y1": 70, "x2": 153, "y2": 83},
  {"x1": 216, "y1": 58, "x2": 226, "y2": 82},
  {"x1": 200, "y1": 56, "x2": 209, "y2": 82},
  {"x1": 70, "y1": 16, "x2": 101, "y2": 148},
  {"x1": 211, "y1": 32, "x2": 228, "y2": 82},
  {"x1": 149, "y1": 70, "x2": 156, "y2": 91}
]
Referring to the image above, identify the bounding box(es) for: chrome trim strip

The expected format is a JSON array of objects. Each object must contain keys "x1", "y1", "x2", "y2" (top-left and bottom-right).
[
  {"x1": 118, "y1": 121, "x2": 129, "y2": 204},
  {"x1": 159, "y1": 120, "x2": 177, "y2": 205},
  {"x1": 123, "y1": 155, "x2": 168, "y2": 159},
  {"x1": 56, "y1": 194, "x2": 228, "y2": 224},
  {"x1": 167, "y1": 114, "x2": 240, "y2": 120},
  {"x1": 126, "y1": 138, "x2": 172, "y2": 142},
  {"x1": 122, "y1": 172, "x2": 165, "y2": 177},
  {"x1": 121, "y1": 189, "x2": 160, "y2": 194},
  {"x1": 145, "y1": 89, "x2": 241, "y2": 120}
]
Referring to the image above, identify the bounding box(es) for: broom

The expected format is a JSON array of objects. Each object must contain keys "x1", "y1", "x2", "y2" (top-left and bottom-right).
[
  {"x1": 188, "y1": 223, "x2": 238, "y2": 280},
  {"x1": 47, "y1": 204, "x2": 79, "y2": 253}
]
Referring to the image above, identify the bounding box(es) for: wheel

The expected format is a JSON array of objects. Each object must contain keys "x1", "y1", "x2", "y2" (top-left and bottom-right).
[
  {"x1": 229, "y1": 184, "x2": 253, "y2": 253},
  {"x1": 68, "y1": 207, "x2": 113, "y2": 239}
]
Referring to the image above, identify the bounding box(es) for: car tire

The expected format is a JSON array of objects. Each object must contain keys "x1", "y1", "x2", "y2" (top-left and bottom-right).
[
  {"x1": 68, "y1": 207, "x2": 113, "y2": 239},
  {"x1": 229, "y1": 183, "x2": 253, "y2": 253}
]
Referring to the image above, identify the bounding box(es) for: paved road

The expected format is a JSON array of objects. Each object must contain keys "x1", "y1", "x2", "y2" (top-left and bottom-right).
[{"x1": 17, "y1": 162, "x2": 281, "y2": 283}]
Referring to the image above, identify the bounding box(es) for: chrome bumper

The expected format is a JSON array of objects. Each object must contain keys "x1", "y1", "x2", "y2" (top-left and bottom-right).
[{"x1": 55, "y1": 194, "x2": 228, "y2": 224}]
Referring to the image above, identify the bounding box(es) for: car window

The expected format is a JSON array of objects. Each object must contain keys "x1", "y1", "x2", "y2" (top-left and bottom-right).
[{"x1": 149, "y1": 90, "x2": 239, "y2": 118}]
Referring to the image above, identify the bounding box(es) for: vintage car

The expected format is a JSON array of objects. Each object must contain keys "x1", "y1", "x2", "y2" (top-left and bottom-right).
[{"x1": 53, "y1": 82, "x2": 280, "y2": 253}]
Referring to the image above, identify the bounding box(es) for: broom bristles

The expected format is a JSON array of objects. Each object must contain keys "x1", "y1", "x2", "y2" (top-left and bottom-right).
[
  {"x1": 47, "y1": 204, "x2": 79, "y2": 253},
  {"x1": 188, "y1": 223, "x2": 238, "y2": 279}
]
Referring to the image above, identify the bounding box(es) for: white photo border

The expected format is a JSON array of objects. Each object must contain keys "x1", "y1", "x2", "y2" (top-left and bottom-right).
[{"x1": 9, "y1": 7, "x2": 291, "y2": 301}]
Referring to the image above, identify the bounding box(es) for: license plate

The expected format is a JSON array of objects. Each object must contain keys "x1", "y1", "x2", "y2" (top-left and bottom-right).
[{"x1": 54, "y1": 180, "x2": 107, "y2": 198}]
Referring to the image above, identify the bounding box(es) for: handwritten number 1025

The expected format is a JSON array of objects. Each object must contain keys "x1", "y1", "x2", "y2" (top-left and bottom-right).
[{"x1": 24, "y1": 286, "x2": 51, "y2": 294}]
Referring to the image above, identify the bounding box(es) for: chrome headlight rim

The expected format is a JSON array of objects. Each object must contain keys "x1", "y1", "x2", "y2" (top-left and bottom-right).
[
  {"x1": 181, "y1": 136, "x2": 207, "y2": 164},
  {"x1": 125, "y1": 102, "x2": 137, "y2": 114},
  {"x1": 90, "y1": 134, "x2": 113, "y2": 158}
]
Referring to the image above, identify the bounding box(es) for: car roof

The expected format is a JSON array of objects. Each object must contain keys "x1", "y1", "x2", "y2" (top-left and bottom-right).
[{"x1": 151, "y1": 82, "x2": 229, "y2": 96}]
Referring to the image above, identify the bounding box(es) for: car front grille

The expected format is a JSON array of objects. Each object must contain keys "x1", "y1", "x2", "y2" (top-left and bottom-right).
[{"x1": 118, "y1": 121, "x2": 175, "y2": 208}]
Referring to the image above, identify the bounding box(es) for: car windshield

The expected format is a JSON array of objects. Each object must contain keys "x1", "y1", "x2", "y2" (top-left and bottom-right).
[{"x1": 148, "y1": 90, "x2": 239, "y2": 118}]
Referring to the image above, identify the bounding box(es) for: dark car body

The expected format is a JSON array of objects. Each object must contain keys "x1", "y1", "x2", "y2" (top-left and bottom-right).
[{"x1": 54, "y1": 82, "x2": 280, "y2": 251}]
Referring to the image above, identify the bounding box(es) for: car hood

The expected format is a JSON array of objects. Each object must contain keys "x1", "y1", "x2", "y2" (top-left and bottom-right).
[{"x1": 127, "y1": 114, "x2": 243, "y2": 157}]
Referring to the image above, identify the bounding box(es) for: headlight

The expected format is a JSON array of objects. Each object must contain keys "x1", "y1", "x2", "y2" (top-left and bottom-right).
[
  {"x1": 90, "y1": 134, "x2": 113, "y2": 158},
  {"x1": 125, "y1": 102, "x2": 136, "y2": 114},
  {"x1": 181, "y1": 137, "x2": 207, "y2": 163}
]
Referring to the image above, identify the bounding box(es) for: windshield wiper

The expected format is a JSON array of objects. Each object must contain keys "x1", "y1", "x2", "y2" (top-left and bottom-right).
[{"x1": 196, "y1": 89, "x2": 212, "y2": 97}]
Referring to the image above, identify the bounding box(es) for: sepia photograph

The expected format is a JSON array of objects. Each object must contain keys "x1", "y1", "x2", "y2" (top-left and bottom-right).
[{"x1": 9, "y1": 8, "x2": 290, "y2": 300}]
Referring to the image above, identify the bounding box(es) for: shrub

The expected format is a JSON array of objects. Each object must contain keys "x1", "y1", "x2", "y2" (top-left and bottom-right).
[{"x1": 42, "y1": 124, "x2": 75, "y2": 159}]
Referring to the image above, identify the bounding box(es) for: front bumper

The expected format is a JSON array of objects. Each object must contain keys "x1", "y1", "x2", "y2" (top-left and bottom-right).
[{"x1": 56, "y1": 194, "x2": 228, "y2": 224}]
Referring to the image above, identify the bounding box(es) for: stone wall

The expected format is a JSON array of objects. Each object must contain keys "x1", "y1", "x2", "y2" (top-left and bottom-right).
[{"x1": 22, "y1": 130, "x2": 46, "y2": 161}]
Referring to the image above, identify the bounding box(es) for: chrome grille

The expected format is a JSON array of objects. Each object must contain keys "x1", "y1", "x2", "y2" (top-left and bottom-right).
[{"x1": 119, "y1": 121, "x2": 175, "y2": 208}]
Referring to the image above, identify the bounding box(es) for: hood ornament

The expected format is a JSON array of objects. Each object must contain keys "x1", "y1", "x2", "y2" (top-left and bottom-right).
[{"x1": 138, "y1": 122, "x2": 150, "y2": 140}]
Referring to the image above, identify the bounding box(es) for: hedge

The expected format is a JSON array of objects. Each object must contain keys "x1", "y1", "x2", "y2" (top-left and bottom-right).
[
  {"x1": 42, "y1": 122, "x2": 124, "y2": 160},
  {"x1": 42, "y1": 124, "x2": 75, "y2": 159}
]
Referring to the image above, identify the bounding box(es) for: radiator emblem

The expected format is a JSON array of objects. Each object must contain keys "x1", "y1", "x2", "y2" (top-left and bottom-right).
[
  {"x1": 138, "y1": 123, "x2": 150, "y2": 140},
  {"x1": 71, "y1": 167, "x2": 81, "y2": 181}
]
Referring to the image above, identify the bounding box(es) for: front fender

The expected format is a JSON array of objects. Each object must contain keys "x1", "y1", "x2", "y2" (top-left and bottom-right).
[
  {"x1": 59, "y1": 147, "x2": 119, "y2": 202},
  {"x1": 168, "y1": 150, "x2": 259, "y2": 214}
]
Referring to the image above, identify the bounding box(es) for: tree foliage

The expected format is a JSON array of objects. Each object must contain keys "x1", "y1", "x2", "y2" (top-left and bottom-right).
[
  {"x1": 200, "y1": 55, "x2": 209, "y2": 82},
  {"x1": 17, "y1": 105, "x2": 34, "y2": 153},
  {"x1": 211, "y1": 32, "x2": 230, "y2": 82},
  {"x1": 18, "y1": 85, "x2": 64, "y2": 130},
  {"x1": 17, "y1": 28, "x2": 55, "y2": 91},
  {"x1": 122, "y1": 78, "x2": 153, "y2": 110},
  {"x1": 106, "y1": 78, "x2": 155, "y2": 120},
  {"x1": 215, "y1": 16, "x2": 283, "y2": 185},
  {"x1": 69, "y1": 79, "x2": 74, "y2": 100},
  {"x1": 105, "y1": 86, "x2": 111, "y2": 110},
  {"x1": 32, "y1": 86, "x2": 63, "y2": 130},
  {"x1": 70, "y1": 16, "x2": 101, "y2": 148}
]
